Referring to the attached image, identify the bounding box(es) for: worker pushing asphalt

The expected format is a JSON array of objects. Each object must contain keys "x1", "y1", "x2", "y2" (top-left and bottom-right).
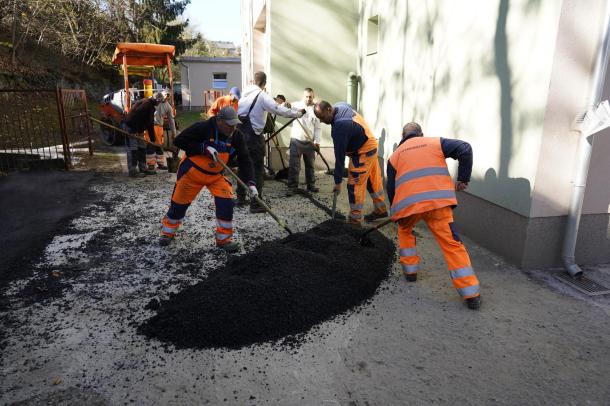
[{"x1": 151, "y1": 70, "x2": 482, "y2": 311}]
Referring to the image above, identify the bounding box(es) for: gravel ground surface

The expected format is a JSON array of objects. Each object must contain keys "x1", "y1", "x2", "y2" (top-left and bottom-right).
[{"x1": 1, "y1": 157, "x2": 609, "y2": 405}]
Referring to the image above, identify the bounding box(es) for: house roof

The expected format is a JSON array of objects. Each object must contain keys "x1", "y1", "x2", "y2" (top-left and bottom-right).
[
  {"x1": 180, "y1": 56, "x2": 241, "y2": 64},
  {"x1": 112, "y1": 43, "x2": 175, "y2": 66},
  {"x1": 212, "y1": 41, "x2": 236, "y2": 49}
]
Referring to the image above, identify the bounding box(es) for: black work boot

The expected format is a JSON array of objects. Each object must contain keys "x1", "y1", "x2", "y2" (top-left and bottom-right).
[
  {"x1": 249, "y1": 202, "x2": 266, "y2": 214},
  {"x1": 307, "y1": 185, "x2": 319, "y2": 193},
  {"x1": 129, "y1": 151, "x2": 145, "y2": 177},
  {"x1": 364, "y1": 210, "x2": 389, "y2": 222},
  {"x1": 145, "y1": 164, "x2": 157, "y2": 175},
  {"x1": 217, "y1": 242, "x2": 239, "y2": 253},
  {"x1": 404, "y1": 273, "x2": 417, "y2": 282},
  {"x1": 465, "y1": 295, "x2": 482, "y2": 310},
  {"x1": 137, "y1": 149, "x2": 148, "y2": 173}
]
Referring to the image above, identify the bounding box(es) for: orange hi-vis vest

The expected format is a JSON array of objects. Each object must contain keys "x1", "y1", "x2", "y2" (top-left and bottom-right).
[
  {"x1": 208, "y1": 95, "x2": 238, "y2": 117},
  {"x1": 389, "y1": 137, "x2": 457, "y2": 221},
  {"x1": 183, "y1": 127, "x2": 233, "y2": 174},
  {"x1": 348, "y1": 111, "x2": 378, "y2": 155}
]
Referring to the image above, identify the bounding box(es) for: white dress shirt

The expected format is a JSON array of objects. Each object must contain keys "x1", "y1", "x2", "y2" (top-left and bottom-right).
[
  {"x1": 289, "y1": 101, "x2": 321, "y2": 144},
  {"x1": 237, "y1": 84, "x2": 300, "y2": 135}
]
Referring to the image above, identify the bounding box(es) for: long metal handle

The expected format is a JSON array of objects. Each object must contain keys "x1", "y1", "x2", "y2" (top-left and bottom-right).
[
  {"x1": 295, "y1": 117, "x2": 332, "y2": 172},
  {"x1": 360, "y1": 219, "x2": 392, "y2": 238},
  {"x1": 265, "y1": 117, "x2": 296, "y2": 143},
  {"x1": 89, "y1": 114, "x2": 173, "y2": 151},
  {"x1": 216, "y1": 158, "x2": 293, "y2": 235},
  {"x1": 331, "y1": 191, "x2": 338, "y2": 219}
]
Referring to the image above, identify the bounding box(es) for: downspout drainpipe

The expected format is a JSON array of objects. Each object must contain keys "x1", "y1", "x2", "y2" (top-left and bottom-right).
[
  {"x1": 562, "y1": 2, "x2": 610, "y2": 278},
  {"x1": 179, "y1": 61, "x2": 191, "y2": 112},
  {"x1": 347, "y1": 72, "x2": 359, "y2": 111}
]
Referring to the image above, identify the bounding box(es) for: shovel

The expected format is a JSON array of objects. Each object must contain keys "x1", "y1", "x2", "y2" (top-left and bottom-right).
[
  {"x1": 331, "y1": 190, "x2": 338, "y2": 219},
  {"x1": 294, "y1": 118, "x2": 334, "y2": 175},
  {"x1": 216, "y1": 158, "x2": 293, "y2": 235},
  {"x1": 359, "y1": 219, "x2": 392, "y2": 246}
]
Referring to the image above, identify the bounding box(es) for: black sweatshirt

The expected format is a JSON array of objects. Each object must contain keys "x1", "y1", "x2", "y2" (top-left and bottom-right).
[
  {"x1": 174, "y1": 117, "x2": 256, "y2": 185},
  {"x1": 124, "y1": 98, "x2": 157, "y2": 142}
]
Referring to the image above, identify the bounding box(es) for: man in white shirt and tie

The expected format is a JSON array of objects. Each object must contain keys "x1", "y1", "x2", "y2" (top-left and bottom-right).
[
  {"x1": 287, "y1": 88, "x2": 321, "y2": 195},
  {"x1": 236, "y1": 71, "x2": 304, "y2": 212}
]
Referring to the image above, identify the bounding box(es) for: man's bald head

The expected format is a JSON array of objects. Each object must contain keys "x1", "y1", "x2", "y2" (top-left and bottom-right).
[
  {"x1": 314, "y1": 100, "x2": 334, "y2": 124},
  {"x1": 402, "y1": 122, "x2": 423, "y2": 140}
]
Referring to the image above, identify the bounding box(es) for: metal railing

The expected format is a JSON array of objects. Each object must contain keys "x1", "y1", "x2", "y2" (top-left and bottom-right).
[{"x1": 0, "y1": 88, "x2": 92, "y2": 172}]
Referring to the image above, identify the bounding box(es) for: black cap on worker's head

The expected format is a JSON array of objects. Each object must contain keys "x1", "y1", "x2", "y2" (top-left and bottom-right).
[{"x1": 217, "y1": 106, "x2": 241, "y2": 126}]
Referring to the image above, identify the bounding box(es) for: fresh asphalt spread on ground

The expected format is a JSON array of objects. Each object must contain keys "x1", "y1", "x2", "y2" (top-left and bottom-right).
[
  {"x1": 139, "y1": 220, "x2": 395, "y2": 350},
  {"x1": 1, "y1": 167, "x2": 609, "y2": 405}
]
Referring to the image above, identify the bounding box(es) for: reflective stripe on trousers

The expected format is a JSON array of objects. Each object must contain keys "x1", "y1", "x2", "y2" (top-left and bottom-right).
[
  {"x1": 215, "y1": 217, "x2": 233, "y2": 245},
  {"x1": 390, "y1": 189, "x2": 456, "y2": 217},
  {"x1": 347, "y1": 150, "x2": 387, "y2": 224},
  {"x1": 161, "y1": 215, "x2": 182, "y2": 237},
  {"x1": 146, "y1": 153, "x2": 157, "y2": 166},
  {"x1": 396, "y1": 206, "x2": 480, "y2": 298}
]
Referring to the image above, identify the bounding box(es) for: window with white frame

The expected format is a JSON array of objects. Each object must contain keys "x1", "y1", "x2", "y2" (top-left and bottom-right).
[
  {"x1": 212, "y1": 72, "x2": 228, "y2": 89},
  {"x1": 367, "y1": 15, "x2": 379, "y2": 56}
]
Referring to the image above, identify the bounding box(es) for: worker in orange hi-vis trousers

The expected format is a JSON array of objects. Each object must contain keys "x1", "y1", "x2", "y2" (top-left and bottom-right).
[
  {"x1": 158, "y1": 106, "x2": 257, "y2": 253},
  {"x1": 314, "y1": 101, "x2": 388, "y2": 225},
  {"x1": 207, "y1": 87, "x2": 240, "y2": 117},
  {"x1": 386, "y1": 122, "x2": 481, "y2": 310}
]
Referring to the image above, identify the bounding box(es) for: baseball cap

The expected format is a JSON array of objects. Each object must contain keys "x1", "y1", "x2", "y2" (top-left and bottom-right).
[
  {"x1": 217, "y1": 106, "x2": 241, "y2": 126},
  {"x1": 229, "y1": 87, "x2": 241, "y2": 99}
]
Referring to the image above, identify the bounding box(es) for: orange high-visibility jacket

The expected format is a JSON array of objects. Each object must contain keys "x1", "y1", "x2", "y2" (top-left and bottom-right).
[
  {"x1": 389, "y1": 137, "x2": 457, "y2": 221},
  {"x1": 348, "y1": 112, "x2": 378, "y2": 155},
  {"x1": 207, "y1": 95, "x2": 238, "y2": 117}
]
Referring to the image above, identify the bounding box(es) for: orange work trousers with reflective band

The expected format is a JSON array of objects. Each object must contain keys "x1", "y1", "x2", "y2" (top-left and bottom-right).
[
  {"x1": 397, "y1": 206, "x2": 480, "y2": 298},
  {"x1": 161, "y1": 159, "x2": 234, "y2": 246},
  {"x1": 347, "y1": 150, "x2": 387, "y2": 224}
]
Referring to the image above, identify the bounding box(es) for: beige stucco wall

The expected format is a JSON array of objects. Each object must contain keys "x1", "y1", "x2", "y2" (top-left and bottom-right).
[
  {"x1": 268, "y1": 0, "x2": 359, "y2": 149},
  {"x1": 358, "y1": 0, "x2": 562, "y2": 217},
  {"x1": 180, "y1": 60, "x2": 242, "y2": 108},
  {"x1": 533, "y1": 0, "x2": 610, "y2": 217},
  {"x1": 241, "y1": 0, "x2": 270, "y2": 89}
]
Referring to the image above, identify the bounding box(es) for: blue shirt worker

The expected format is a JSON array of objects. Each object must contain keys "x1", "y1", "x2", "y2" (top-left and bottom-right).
[{"x1": 314, "y1": 101, "x2": 388, "y2": 224}]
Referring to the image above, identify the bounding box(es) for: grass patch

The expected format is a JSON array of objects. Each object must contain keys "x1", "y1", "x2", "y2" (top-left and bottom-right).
[{"x1": 176, "y1": 110, "x2": 204, "y2": 130}]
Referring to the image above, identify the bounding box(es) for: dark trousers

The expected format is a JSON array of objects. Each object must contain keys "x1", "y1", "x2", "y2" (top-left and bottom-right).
[
  {"x1": 236, "y1": 120, "x2": 265, "y2": 204},
  {"x1": 287, "y1": 138, "x2": 316, "y2": 189}
]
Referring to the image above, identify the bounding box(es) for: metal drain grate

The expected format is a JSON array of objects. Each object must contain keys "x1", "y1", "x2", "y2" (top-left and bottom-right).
[{"x1": 555, "y1": 273, "x2": 610, "y2": 296}]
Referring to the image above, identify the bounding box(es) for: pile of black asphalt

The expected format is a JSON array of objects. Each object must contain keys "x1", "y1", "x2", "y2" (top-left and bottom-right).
[{"x1": 139, "y1": 220, "x2": 395, "y2": 350}]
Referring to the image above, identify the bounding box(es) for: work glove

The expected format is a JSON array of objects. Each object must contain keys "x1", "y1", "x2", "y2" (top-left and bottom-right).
[
  {"x1": 455, "y1": 181, "x2": 468, "y2": 191},
  {"x1": 248, "y1": 185, "x2": 259, "y2": 197},
  {"x1": 205, "y1": 146, "x2": 218, "y2": 161},
  {"x1": 333, "y1": 183, "x2": 342, "y2": 195},
  {"x1": 295, "y1": 109, "x2": 306, "y2": 118}
]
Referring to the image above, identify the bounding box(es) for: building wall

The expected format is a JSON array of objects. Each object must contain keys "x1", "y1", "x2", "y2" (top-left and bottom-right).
[
  {"x1": 242, "y1": 0, "x2": 610, "y2": 267},
  {"x1": 180, "y1": 60, "x2": 241, "y2": 108},
  {"x1": 533, "y1": 0, "x2": 610, "y2": 217},
  {"x1": 356, "y1": 0, "x2": 610, "y2": 267},
  {"x1": 240, "y1": 0, "x2": 359, "y2": 167},
  {"x1": 358, "y1": 0, "x2": 563, "y2": 217}
]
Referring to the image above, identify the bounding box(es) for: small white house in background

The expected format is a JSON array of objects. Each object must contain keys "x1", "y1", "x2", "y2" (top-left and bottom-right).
[
  {"x1": 179, "y1": 56, "x2": 241, "y2": 109},
  {"x1": 211, "y1": 41, "x2": 240, "y2": 56}
]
